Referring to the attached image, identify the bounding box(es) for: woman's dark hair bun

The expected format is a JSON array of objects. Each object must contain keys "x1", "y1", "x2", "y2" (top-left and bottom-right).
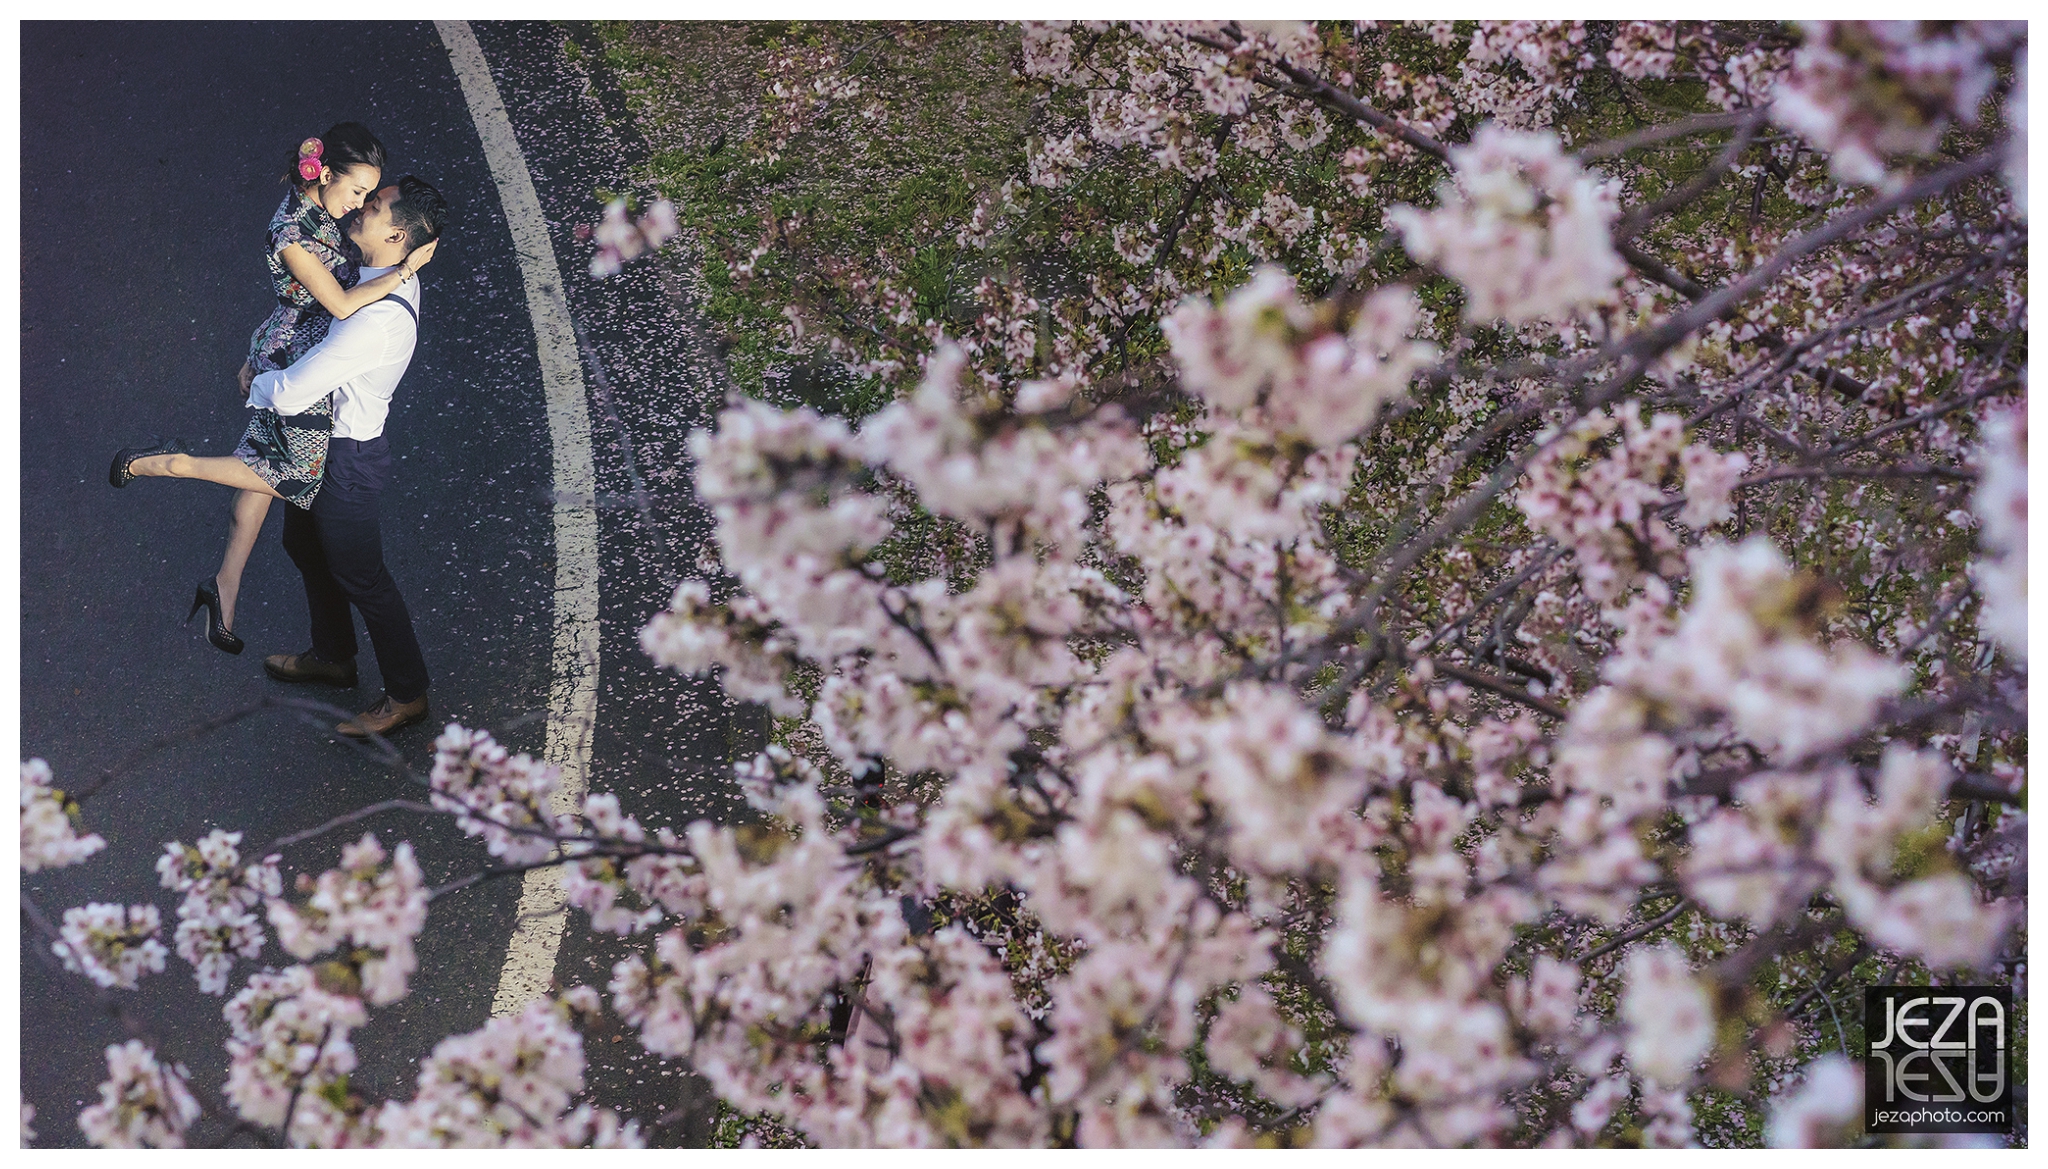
[{"x1": 283, "y1": 121, "x2": 388, "y2": 186}]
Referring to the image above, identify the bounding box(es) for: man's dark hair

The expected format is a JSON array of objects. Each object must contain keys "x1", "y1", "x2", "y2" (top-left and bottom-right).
[{"x1": 388, "y1": 175, "x2": 448, "y2": 250}]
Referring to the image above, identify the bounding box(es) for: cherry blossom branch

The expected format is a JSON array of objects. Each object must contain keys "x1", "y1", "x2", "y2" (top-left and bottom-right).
[
  {"x1": 1615, "y1": 238, "x2": 1711, "y2": 301},
  {"x1": 1783, "y1": 942, "x2": 1872, "y2": 1026},
  {"x1": 20, "y1": 893, "x2": 274, "y2": 1147},
  {"x1": 1738, "y1": 461, "x2": 1974, "y2": 488},
  {"x1": 1705, "y1": 237, "x2": 2017, "y2": 412},
  {"x1": 1577, "y1": 897, "x2": 1692, "y2": 967},
  {"x1": 260, "y1": 799, "x2": 444, "y2": 855},
  {"x1": 1415, "y1": 546, "x2": 1565, "y2": 655},
  {"x1": 276, "y1": 1022, "x2": 331, "y2": 1149},
  {"x1": 1711, "y1": 910, "x2": 1837, "y2": 1003},
  {"x1": 425, "y1": 858, "x2": 566, "y2": 903},
  {"x1": 843, "y1": 824, "x2": 919, "y2": 856},
  {"x1": 1189, "y1": 27, "x2": 1451, "y2": 163},
  {"x1": 1579, "y1": 109, "x2": 1766, "y2": 160},
  {"x1": 1268, "y1": 941, "x2": 1346, "y2": 1027},
  {"x1": 69, "y1": 696, "x2": 395, "y2": 804},
  {"x1": 422, "y1": 835, "x2": 694, "y2": 904},
  {"x1": 1942, "y1": 773, "x2": 2025, "y2": 807},
  {"x1": 1612, "y1": 150, "x2": 2005, "y2": 383},
  {"x1": 1896, "y1": 581, "x2": 1975, "y2": 658},
  {"x1": 1175, "y1": 27, "x2": 1961, "y2": 423},
  {"x1": 1430, "y1": 661, "x2": 1567, "y2": 721},
  {"x1": 1613, "y1": 110, "x2": 1767, "y2": 242},
  {"x1": 1684, "y1": 248, "x2": 2015, "y2": 428},
  {"x1": 1818, "y1": 376, "x2": 2022, "y2": 460}
]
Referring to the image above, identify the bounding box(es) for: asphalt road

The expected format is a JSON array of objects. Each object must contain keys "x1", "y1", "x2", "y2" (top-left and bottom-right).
[{"x1": 21, "y1": 21, "x2": 751, "y2": 1146}]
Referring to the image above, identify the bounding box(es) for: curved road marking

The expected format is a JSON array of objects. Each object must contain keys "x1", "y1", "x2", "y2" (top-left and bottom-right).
[{"x1": 436, "y1": 20, "x2": 601, "y2": 1018}]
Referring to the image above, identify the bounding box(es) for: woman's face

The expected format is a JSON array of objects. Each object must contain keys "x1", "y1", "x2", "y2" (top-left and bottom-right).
[{"x1": 312, "y1": 164, "x2": 381, "y2": 218}]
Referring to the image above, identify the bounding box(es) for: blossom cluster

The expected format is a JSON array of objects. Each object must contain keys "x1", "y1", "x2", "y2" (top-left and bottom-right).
[
  {"x1": 265, "y1": 833, "x2": 429, "y2": 1006},
  {"x1": 1517, "y1": 402, "x2": 1749, "y2": 602},
  {"x1": 613, "y1": 293, "x2": 2019, "y2": 1149},
  {"x1": 23, "y1": 756, "x2": 643, "y2": 1151},
  {"x1": 223, "y1": 964, "x2": 370, "y2": 1146},
  {"x1": 53, "y1": 902, "x2": 168, "y2": 990},
  {"x1": 75, "y1": 1041, "x2": 201, "y2": 1149},
  {"x1": 689, "y1": 17, "x2": 2027, "y2": 443},
  {"x1": 1970, "y1": 404, "x2": 2026, "y2": 660},
  {"x1": 21, "y1": 757, "x2": 105, "y2": 872},
  {"x1": 583, "y1": 197, "x2": 679, "y2": 278},
  {"x1": 430, "y1": 725, "x2": 569, "y2": 864},
  {"x1": 157, "y1": 829, "x2": 281, "y2": 994},
  {"x1": 369, "y1": 992, "x2": 644, "y2": 1147},
  {"x1": 218, "y1": 969, "x2": 638, "y2": 1149},
  {"x1": 1387, "y1": 125, "x2": 1626, "y2": 325},
  {"x1": 1773, "y1": 21, "x2": 2026, "y2": 186},
  {"x1": 1161, "y1": 266, "x2": 1436, "y2": 444}
]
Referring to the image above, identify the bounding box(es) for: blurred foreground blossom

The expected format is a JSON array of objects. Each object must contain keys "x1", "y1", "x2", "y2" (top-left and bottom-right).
[
  {"x1": 78, "y1": 1041, "x2": 200, "y2": 1148},
  {"x1": 585, "y1": 196, "x2": 679, "y2": 277},
  {"x1": 21, "y1": 758, "x2": 104, "y2": 872}
]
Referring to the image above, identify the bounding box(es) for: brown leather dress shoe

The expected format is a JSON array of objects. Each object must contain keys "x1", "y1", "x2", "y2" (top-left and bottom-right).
[
  {"x1": 337, "y1": 693, "x2": 430, "y2": 738},
  {"x1": 264, "y1": 651, "x2": 359, "y2": 688}
]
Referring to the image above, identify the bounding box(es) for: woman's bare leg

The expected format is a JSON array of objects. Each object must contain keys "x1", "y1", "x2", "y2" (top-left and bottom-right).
[
  {"x1": 129, "y1": 452, "x2": 286, "y2": 499},
  {"x1": 214, "y1": 490, "x2": 273, "y2": 631}
]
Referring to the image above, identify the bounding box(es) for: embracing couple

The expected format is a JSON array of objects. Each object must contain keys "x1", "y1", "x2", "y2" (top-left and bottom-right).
[{"x1": 111, "y1": 121, "x2": 447, "y2": 739}]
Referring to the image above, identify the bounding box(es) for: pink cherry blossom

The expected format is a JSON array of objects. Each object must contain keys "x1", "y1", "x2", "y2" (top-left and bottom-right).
[
  {"x1": 20, "y1": 758, "x2": 105, "y2": 872},
  {"x1": 53, "y1": 902, "x2": 167, "y2": 990},
  {"x1": 77, "y1": 1041, "x2": 200, "y2": 1148},
  {"x1": 1388, "y1": 124, "x2": 1625, "y2": 324},
  {"x1": 1620, "y1": 944, "x2": 1715, "y2": 1086}
]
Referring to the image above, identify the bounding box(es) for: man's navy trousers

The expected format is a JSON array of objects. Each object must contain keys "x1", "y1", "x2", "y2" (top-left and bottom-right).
[{"x1": 281, "y1": 434, "x2": 431, "y2": 703}]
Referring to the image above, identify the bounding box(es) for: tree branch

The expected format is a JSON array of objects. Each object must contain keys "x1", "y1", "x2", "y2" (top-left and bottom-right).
[
  {"x1": 261, "y1": 799, "x2": 446, "y2": 855},
  {"x1": 1579, "y1": 109, "x2": 1765, "y2": 159},
  {"x1": 1183, "y1": 27, "x2": 1451, "y2": 163},
  {"x1": 1432, "y1": 661, "x2": 1568, "y2": 721},
  {"x1": 1578, "y1": 897, "x2": 1692, "y2": 967}
]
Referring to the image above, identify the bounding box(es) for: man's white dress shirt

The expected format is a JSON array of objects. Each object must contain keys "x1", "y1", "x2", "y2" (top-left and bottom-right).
[{"x1": 248, "y1": 265, "x2": 421, "y2": 441}]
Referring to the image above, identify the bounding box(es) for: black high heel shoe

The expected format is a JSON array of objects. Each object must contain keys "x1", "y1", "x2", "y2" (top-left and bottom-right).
[
  {"x1": 109, "y1": 437, "x2": 188, "y2": 488},
  {"x1": 187, "y1": 578, "x2": 245, "y2": 655}
]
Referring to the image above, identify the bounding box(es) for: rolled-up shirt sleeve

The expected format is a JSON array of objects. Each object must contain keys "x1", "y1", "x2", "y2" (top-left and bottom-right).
[{"x1": 248, "y1": 310, "x2": 391, "y2": 416}]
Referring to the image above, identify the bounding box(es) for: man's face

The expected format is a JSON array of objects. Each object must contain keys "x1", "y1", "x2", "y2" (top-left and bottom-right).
[{"x1": 350, "y1": 185, "x2": 406, "y2": 255}]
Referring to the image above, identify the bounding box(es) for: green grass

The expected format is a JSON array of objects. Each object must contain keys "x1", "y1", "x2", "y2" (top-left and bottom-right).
[{"x1": 588, "y1": 21, "x2": 1030, "y2": 415}]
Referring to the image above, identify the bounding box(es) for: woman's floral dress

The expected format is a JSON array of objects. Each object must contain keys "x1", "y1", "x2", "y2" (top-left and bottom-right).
[{"x1": 233, "y1": 188, "x2": 359, "y2": 508}]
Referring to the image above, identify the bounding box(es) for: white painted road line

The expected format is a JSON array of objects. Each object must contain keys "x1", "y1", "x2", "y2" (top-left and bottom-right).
[{"x1": 435, "y1": 20, "x2": 602, "y2": 1018}]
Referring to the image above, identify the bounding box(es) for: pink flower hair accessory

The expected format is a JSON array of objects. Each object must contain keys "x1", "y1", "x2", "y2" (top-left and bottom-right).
[{"x1": 297, "y1": 137, "x2": 325, "y2": 183}]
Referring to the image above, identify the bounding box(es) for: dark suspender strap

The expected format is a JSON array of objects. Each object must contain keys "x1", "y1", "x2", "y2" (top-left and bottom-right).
[{"x1": 379, "y1": 291, "x2": 418, "y2": 325}]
